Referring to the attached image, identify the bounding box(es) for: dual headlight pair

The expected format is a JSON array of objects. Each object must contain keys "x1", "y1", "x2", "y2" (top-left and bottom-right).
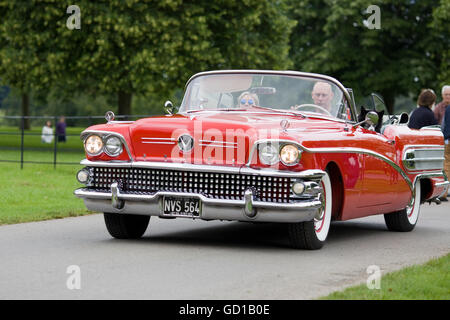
[
  {"x1": 84, "y1": 134, "x2": 123, "y2": 157},
  {"x1": 259, "y1": 143, "x2": 302, "y2": 166}
]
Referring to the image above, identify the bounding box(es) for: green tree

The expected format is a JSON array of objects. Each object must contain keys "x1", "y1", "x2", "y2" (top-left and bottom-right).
[
  {"x1": 0, "y1": 1, "x2": 295, "y2": 117},
  {"x1": 431, "y1": 0, "x2": 450, "y2": 87},
  {"x1": 288, "y1": 0, "x2": 445, "y2": 113},
  {"x1": 0, "y1": 1, "x2": 67, "y2": 128},
  {"x1": 61, "y1": 0, "x2": 295, "y2": 115}
]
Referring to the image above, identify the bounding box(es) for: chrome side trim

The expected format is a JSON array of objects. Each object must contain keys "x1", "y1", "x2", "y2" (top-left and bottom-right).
[
  {"x1": 199, "y1": 139, "x2": 238, "y2": 149},
  {"x1": 80, "y1": 130, "x2": 134, "y2": 161},
  {"x1": 199, "y1": 143, "x2": 237, "y2": 149},
  {"x1": 141, "y1": 137, "x2": 176, "y2": 145},
  {"x1": 435, "y1": 181, "x2": 450, "y2": 188},
  {"x1": 200, "y1": 140, "x2": 237, "y2": 145},
  {"x1": 246, "y1": 139, "x2": 414, "y2": 191},
  {"x1": 412, "y1": 172, "x2": 448, "y2": 189},
  {"x1": 411, "y1": 171, "x2": 449, "y2": 203}
]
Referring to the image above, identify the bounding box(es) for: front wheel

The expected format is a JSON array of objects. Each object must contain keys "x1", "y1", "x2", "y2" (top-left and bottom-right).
[
  {"x1": 104, "y1": 213, "x2": 150, "y2": 239},
  {"x1": 288, "y1": 172, "x2": 332, "y2": 250},
  {"x1": 384, "y1": 182, "x2": 421, "y2": 232}
]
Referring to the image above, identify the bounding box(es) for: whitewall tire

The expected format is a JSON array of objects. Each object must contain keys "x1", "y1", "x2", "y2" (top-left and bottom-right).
[
  {"x1": 288, "y1": 172, "x2": 332, "y2": 250},
  {"x1": 384, "y1": 181, "x2": 421, "y2": 232}
]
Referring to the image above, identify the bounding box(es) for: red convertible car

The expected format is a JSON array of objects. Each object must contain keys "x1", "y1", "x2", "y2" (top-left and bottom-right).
[{"x1": 74, "y1": 70, "x2": 448, "y2": 249}]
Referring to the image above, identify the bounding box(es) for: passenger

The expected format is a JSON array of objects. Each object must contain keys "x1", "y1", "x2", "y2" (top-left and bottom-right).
[
  {"x1": 408, "y1": 89, "x2": 438, "y2": 129},
  {"x1": 238, "y1": 91, "x2": 259, "y2": 108}
]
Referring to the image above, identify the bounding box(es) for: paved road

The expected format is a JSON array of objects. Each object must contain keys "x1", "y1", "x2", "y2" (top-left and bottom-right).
[{"x1": 0, "y1": 202, "x2": 449, "y2": 299}]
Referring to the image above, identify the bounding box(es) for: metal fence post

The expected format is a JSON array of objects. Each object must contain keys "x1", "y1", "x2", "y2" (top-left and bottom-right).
[
  {"x1": 20, "y1": 116, "x2": 24, "y2": 169},
  {"x1": 53, "y1": 116, "x2": 57, "y2": 169}
]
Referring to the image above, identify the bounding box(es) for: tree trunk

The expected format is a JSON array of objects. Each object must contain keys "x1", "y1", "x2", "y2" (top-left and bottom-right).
[
  {"x1": 381, "y1": 91, "x2": 395, "y2": 115},
  {"x1": 21, "y1": 93, "x2": 30, "y2": 130},
  {"x1": 118, "y1": 91, "x2": 132, "y2": 120}
]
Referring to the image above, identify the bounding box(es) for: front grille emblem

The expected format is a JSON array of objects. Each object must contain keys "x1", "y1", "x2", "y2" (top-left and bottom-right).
[{"x1": 178, "y1": 134, "x2": 194, "y2": 153}]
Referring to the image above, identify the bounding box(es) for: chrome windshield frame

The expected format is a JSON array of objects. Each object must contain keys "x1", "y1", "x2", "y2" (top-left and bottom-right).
[{"x1": 181, "y1": 70, "x2": 357, "y2": 120}]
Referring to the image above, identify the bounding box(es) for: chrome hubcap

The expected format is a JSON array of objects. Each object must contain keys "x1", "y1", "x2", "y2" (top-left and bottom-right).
[{"x1": 314, "y1": 189, "x2": 325, "y2": 221}]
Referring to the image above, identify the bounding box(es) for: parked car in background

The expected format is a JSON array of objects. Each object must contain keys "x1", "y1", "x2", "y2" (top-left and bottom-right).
[{"x1": 74, "y1": 70, "x2": 449, "y2": 249}]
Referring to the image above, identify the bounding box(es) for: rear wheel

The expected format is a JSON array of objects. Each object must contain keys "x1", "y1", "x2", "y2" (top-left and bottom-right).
[
  {"x1": 104, "y1": 213, "x2": 150, "y2": 239},
  {"x1": 288, "y1": 172, "x2": 332, "y2": 250},
  {"x1": 384, "y1": 182, "x2": 421, "y2": 232}
]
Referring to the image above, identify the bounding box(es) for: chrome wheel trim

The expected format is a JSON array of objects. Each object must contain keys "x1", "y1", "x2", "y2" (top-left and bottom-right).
[
  {"x1": 406, "y1": 181, "x2": 421, "y2": 225},
  {"x1": 314, "y1": 173, "x2": 332, "y2": 242}
]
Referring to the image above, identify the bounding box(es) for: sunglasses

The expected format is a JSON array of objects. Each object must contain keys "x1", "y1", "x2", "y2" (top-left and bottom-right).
[{"x1": 240, "y1": 99, "x2": 255, "y2": 105}]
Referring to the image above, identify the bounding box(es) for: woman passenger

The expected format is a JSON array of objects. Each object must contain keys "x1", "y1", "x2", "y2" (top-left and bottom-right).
[{"x1": 238, "y1": 91, "x2": 259, "y2": 108}]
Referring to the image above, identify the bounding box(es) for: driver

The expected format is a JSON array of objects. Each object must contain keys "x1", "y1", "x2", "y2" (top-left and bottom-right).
[
  {"x1": 238, "y1": 91, "x2": 259, "y2": 108},
  {"x1": 311, "y1": 81, "x2": 334, "y2": 112}
]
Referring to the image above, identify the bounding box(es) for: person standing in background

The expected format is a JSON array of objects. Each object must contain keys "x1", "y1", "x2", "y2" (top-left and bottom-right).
[
  {"x1": 440, "y1": 101, "x2": 450, "y2": 201},
  {"x1": 56, "y1": 116, "x2": 67, "y2": 143},
  {"x1": 408, "y1": 89, "x2": 438, "y2": 129},
  {"x1": 434, "y1": 85, "x2": 450, "y2": 125},
  {"x1": 41, "y1": 120, "x2": 53, "y2": 144}
]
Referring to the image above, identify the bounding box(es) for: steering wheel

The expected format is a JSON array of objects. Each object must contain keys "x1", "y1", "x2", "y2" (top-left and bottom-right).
[{"x1": 292, "y1": 104, "x2": 332, "y2": 116}]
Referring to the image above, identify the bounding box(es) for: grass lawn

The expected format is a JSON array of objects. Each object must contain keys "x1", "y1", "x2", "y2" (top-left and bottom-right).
[
  {"x1": 0, "y1": 126, "x2": 92, "y2": 224},
  {"x1": 0, "y1": 154, "x2": 93, "y2": 225},
  {"x1": 321, "y1": 253, "x2": 450, "y2": 300}
]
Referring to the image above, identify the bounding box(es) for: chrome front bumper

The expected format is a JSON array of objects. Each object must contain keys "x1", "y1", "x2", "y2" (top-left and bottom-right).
[
  {"x1": 74, "y1": 188, "x2": 322, "y2": 223},
  {"x1": 74, "y1": 160, "x2": 325, "y2": 223}
]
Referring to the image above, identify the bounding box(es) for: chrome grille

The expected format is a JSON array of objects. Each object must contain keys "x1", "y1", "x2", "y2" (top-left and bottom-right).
[{"x1": 90, "y1": 167, "x2": 292, "y2": 203}]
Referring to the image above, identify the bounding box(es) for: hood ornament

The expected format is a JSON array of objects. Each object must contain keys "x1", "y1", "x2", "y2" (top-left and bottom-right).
[
  {"x1": 105, "y1": 111, "x2": 115, "y2": 122},
  {"x1": 280, "y1": 119, "x2": 290, "y2": 131}
]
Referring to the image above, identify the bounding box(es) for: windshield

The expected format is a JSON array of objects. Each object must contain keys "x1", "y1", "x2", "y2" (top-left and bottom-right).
[{"x1": 180, "y1": 73, "x2": 353, "y2": 120}]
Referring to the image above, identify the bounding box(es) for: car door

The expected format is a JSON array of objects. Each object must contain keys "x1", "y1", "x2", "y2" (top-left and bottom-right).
[{"x1": 357, "y1": 95, "x2": 402, "y2": 214}]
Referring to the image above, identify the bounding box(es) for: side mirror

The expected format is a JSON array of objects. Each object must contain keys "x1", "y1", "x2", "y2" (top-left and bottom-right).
[
  {"x1": 164, "y1": 100, "x2": 178, "y2": 115},
  {"x1": 353, "y1": 110, "x2": 379, "y2": 130},
  {"x1": 365, "y1": 111, "x2": 379, "y2": 127}
]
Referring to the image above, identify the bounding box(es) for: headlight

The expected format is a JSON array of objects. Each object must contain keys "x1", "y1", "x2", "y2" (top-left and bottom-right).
[
  {"x1": 104, "y1": 136, "x2": 123, "y2": 157},
  {"x1": 84, "y1": 135, "x2": 104, "y2": 156},
  {"x1": 259, "y1": 144, "x2": 279, "y2": 165},
  {"x1": 280, "y1": 144, "x2": 300, "y2": 165}
]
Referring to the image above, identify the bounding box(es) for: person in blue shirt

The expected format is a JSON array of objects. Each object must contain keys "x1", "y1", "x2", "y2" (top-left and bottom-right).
[
  {"x1": 408, "y1": 89, "x2": 438, "y2": 129},
  {"x1": 441, "y1": 104, "x2": 450, "y2": 201}
]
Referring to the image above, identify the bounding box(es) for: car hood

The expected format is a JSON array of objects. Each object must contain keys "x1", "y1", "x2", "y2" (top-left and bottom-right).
[{"x1": 127, "y1": 111, "x2": 345, "y2": 166}]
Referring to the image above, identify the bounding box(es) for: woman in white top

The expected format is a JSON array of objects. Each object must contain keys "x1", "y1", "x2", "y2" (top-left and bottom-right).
[{"x1": 41, "y1": 120, "x2": 54, "y2": 143}]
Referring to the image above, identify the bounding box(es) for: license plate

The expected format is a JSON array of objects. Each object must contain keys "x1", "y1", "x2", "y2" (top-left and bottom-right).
[{"x1": 163, "y1": 197, "x2": 201, "y2": 217}]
